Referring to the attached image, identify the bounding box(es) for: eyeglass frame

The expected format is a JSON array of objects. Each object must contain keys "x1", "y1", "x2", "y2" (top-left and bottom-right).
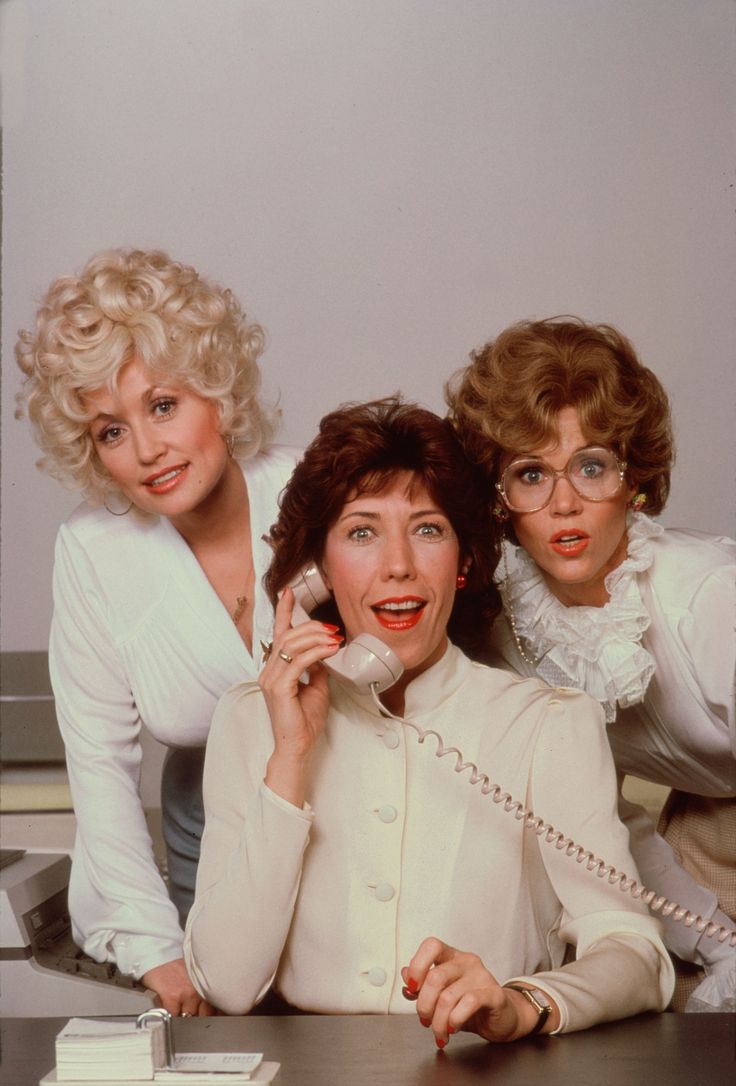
[{"x1": 495, "y1": 445, "x2": 628, "y2": 514}]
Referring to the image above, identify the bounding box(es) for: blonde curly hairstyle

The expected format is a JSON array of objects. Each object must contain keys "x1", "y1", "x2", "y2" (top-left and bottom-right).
[
  {"x1": 446, "y1": 316, "x2": 674, "y2": 515},
  {"x1": 15, "y1": 248, "x2": 279, "y2": 501}
]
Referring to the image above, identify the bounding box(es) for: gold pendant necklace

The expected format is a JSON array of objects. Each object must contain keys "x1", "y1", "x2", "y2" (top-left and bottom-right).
[{"x1": 232, "y1": 593, "x2": 249, "y2": 626}]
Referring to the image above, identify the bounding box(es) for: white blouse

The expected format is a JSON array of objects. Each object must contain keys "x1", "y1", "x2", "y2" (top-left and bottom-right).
[
  {"x1": 49, "y1": 446, "x2": 299, "y2": 979},
  {"x1": 185, "y1": 646, "x2": 673, "y2": 1032},
  {"x1": 489, "y1": 513, "x2": 736, "y2": 976}
]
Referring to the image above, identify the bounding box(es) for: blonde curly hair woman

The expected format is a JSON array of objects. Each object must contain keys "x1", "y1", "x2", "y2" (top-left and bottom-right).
[{"x1": 16, "y1": 248, "x2": 299, "y2": 1016}]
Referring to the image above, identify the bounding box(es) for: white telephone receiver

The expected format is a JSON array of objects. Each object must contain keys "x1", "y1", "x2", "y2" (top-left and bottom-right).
[{"x1": 288, "y1": 565, "x2": 404, "y2": 695}]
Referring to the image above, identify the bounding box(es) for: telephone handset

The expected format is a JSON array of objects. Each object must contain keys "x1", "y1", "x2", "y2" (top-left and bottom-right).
[
  {"x1": 288, "y1": 565, "x2": 404, "y2": 695},
  {"x1": 287, "y1": 566, "x2": 735, "y2": 948}
]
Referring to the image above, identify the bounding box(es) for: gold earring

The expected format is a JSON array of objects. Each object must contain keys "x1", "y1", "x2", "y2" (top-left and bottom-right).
[
  {"x1": 629, "y1": 493, "x2": 647, "y2": 511},
  {"x1": 103, "y1": 492, "x2": 133, "y2": 516}
]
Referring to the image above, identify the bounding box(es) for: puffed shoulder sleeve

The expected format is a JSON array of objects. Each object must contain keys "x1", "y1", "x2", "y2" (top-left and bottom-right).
[
  {"x1": 679, "y1": 564, "x2": 736, "y2": 765},
  {"x1": 49, "y1": 524, "x2": 182, "y2": 978},
  {"x1": 185, "y1": 683, "x2": 313, "y2": 1014},
  {"x1": 511, "y1": 689, "x2": 674, "y2": 1031}
]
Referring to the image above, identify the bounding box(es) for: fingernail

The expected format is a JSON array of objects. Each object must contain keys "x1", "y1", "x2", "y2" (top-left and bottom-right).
[
  {"x1": 407, "y1": 976, "x2": 419, "y2": 994},
  {"x1": 435, "y1": 1037, "x2": 447, "y2": 1050},
  {"x1": 402, "y1": 986, "x2": 419, "y2": 1001},
  {"x1": 448, "y1": 1026, "x2": 456, "y2": 1035},
  {"x1": 322, "y1": 624, "x2": 340, "y2": 632},
  {"x1": 420, "y1": 1017, "x2": 431, "y2": 1028},
  {"x1": 329, "y1": 633, "x2": 345, "y2": 642}
]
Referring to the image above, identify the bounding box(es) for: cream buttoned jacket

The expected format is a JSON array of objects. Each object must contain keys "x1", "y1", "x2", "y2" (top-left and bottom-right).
[{"x1": 185, "y1": 645, "x2": 673, "y2": 1030}]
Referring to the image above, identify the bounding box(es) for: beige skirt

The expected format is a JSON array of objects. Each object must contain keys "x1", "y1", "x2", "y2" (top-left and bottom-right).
[{"x1": 657, "y1": 792, "x2": 736, "y2": 1010}]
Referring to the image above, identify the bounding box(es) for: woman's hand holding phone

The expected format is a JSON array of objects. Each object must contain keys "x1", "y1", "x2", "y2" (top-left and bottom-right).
[
  {"x1": 401, "y1": 937, "x2": 559, "y2": 1046},
  {"x1": 259, "y1": 587, "x2": 343, "y2": 807}
]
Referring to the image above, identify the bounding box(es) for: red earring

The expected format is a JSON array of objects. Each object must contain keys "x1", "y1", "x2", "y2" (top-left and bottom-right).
[{"x1": 456, "y1": 573, "x2": 467, "y2": 590}]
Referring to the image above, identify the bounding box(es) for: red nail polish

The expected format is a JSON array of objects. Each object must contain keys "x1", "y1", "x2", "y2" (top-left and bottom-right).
[
  {"x1": 322, "y1": 624, "x2": 340, "y2": 632},
  {"x1": 407, "y1": 976, "x2": 419, "y2": 994},
  {"x1": 448, "y1": 1026, "x2": 456, "y2": 1035},
  {"x1": 329, "y1": 633, "x2": 345, "y2": 642},
  {"x1": 402, "y1": 986, "x2": 419, "y2": 1001},
  {"x1": 435, "y1": 1037, "x2": 447, "y2": 1050},
  {"x1": 420, "y1": 1017, "x2": 431, "y2": 1028}
]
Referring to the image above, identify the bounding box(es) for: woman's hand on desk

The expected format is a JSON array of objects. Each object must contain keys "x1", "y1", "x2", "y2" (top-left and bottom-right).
[
  {"x1": 260, "y1": 588, "x2": 343, "y2": 807},
  {"x1": 142, "y1": 957, "x2": 216, "y2": 1017},
  {"x1": 402, "y1": 938, "x2": 559, "y2": 1045}
]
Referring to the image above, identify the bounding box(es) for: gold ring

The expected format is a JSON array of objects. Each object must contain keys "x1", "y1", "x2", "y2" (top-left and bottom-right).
[
  {"x1": 278, "y1": 650, "x2": 293, "y2": 664},
  {"x1": 180, "y1": 1011, "x2": 191, "y2": 1018}
]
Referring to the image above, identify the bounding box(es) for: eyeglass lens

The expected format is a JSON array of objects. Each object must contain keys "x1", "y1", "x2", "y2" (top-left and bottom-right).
[{"x1": 503, "y1": 448, "x2": 622, "y2": 511}]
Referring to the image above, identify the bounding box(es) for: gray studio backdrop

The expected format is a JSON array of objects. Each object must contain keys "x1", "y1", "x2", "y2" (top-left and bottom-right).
[{"x1": 2, "y1": 0, "x2": 734, "y2": 651}]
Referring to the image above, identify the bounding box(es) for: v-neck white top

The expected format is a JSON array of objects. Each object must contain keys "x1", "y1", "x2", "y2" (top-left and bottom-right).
[{"x1": 49, "y1": 445, "x2": 299, "y2": 979}]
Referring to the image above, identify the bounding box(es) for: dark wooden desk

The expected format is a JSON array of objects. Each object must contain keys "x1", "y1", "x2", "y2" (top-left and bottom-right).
[{"x1": 1, "y1": 1013, "x2": 733, "y2": 1086}]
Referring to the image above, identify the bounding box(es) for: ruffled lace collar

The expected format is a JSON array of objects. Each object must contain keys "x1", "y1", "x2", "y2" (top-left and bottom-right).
[{"x1": 502, "y1": 512, "x2": 663, "y2": 722}]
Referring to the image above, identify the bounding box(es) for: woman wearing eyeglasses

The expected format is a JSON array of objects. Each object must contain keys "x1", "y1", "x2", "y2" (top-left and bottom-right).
[{"x1": 447, "y1": 317, "x2": 735, "y2": 1012}]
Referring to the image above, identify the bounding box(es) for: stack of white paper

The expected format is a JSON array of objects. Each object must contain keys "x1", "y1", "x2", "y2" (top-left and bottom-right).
[
  {"x1": 55, "y1": 1019, "x2": 166, "y2": 1081},
  {"x1": 42, "y1": 1018, "x2": 279, "y2": 1085}
]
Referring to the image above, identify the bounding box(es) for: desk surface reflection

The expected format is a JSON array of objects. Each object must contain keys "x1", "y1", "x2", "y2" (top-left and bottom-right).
[{"x1": 2, "y1": 1012, "x2": 734, "y2": 1086}]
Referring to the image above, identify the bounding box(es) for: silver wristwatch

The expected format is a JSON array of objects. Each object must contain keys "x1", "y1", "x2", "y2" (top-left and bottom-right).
[{"x1": 503, "y1": 984, "x2": 552, "y2": 1037}]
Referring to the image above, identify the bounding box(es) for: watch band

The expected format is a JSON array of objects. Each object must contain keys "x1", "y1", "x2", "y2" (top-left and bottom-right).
[{"x1": 503, "y1": 984, "x2": 552, "y2": 1037}]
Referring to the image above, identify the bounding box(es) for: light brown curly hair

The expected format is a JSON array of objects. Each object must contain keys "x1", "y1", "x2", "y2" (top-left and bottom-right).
[{"x1": 446, "y1": 316, "x2": 674, "y2": 514}]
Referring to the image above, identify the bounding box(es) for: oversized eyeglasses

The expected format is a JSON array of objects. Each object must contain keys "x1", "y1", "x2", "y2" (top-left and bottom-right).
[{"x1": 496, "y1": 446, "x2": 627, "y2": 513}]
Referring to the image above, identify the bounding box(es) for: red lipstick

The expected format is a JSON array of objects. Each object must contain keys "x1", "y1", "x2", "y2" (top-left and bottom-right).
[
  {"x1": 549, "y1": 529, "x2": 590, "y2": 557},
  {"x1": 371, "y1": 596, "x2": 426, "y2": 631}
]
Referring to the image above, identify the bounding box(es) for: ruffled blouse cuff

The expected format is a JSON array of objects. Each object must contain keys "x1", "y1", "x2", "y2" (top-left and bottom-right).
[
  {"x1": 685, "y1": 958, "x2": 736, "y2": 1013},
  {"x1": 110, "y1": 933, "x2": 184, "y2": 982}
]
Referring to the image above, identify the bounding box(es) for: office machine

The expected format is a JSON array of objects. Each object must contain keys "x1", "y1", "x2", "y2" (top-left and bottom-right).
[{"x1": 0, "y1": 850, "x2": 154, "y2": 1016}]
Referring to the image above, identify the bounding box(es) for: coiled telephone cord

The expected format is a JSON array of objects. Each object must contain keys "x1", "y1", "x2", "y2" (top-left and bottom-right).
[{"x1": 371, "y1": 686, "x2": 736, "y2": 949}]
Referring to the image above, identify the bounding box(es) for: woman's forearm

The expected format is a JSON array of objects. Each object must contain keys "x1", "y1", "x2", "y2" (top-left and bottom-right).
[
  {"x1": 511, "y1": 933, "x2": 669, "y2": 1033},
  {"x1": 185, "y1": 781, "x2": 311, "y2": 1013},
  {"x1": 618, "y1": 795, "x2": 734, "y2": 964},
  {"x1": 265, "y1": 748, "x2": 316, "y2": 809}
]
